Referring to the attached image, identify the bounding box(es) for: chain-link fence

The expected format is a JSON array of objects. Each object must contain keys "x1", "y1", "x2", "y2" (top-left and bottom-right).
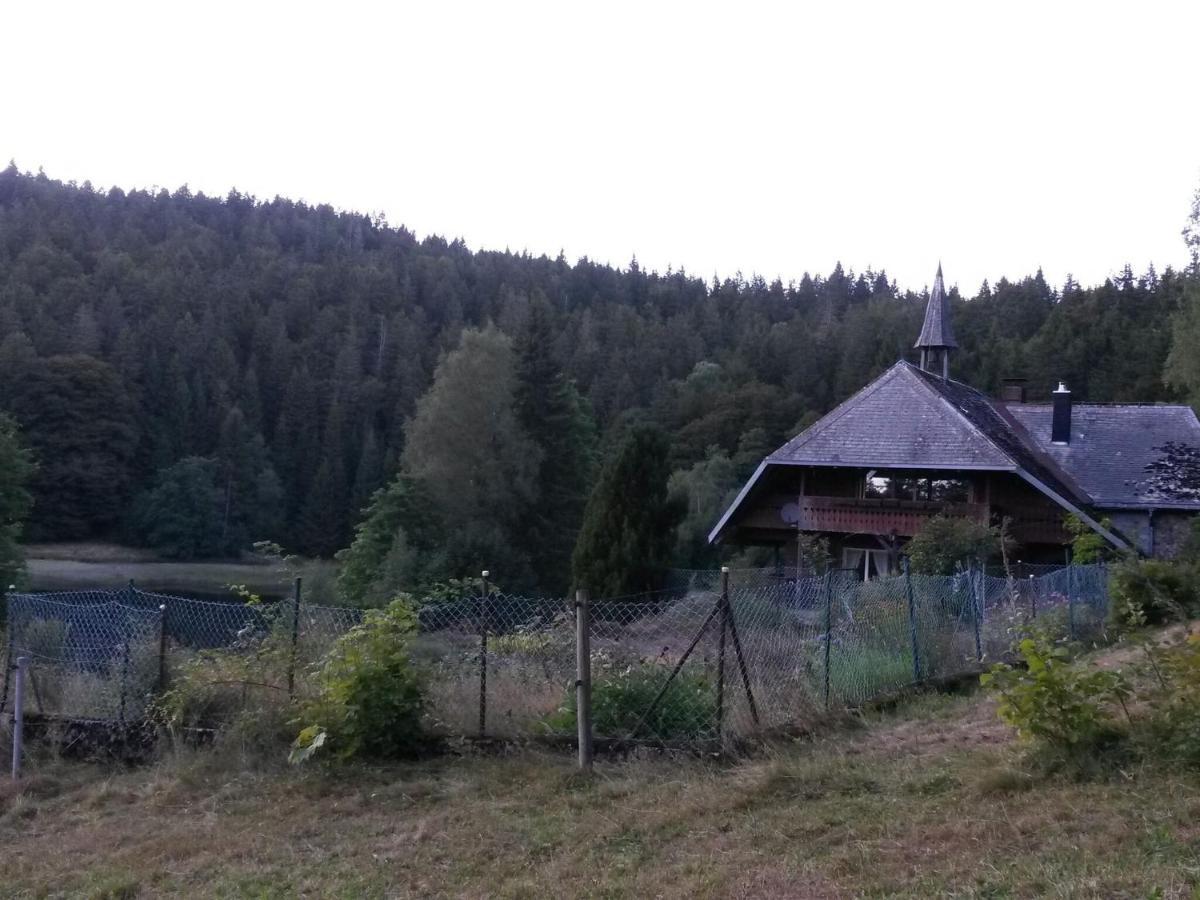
[{"x1": 1, "y1": 564, "x2": 1110, "y2": 752}]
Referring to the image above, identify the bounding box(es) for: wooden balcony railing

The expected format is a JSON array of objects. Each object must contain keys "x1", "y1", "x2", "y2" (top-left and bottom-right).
[{"x1": 792, "y1": 496, "x2": 989, "y2": 537}]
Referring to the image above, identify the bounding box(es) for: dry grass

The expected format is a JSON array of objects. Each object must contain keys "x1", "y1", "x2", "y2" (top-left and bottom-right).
[{"x1": 1, "y1": 690, "x2": 1199, "y2": 898}]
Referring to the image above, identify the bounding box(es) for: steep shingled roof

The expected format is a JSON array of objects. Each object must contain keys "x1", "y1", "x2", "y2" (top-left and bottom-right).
[{"x1": 914, "y1": 263, "x2": 957, "y2": 349}]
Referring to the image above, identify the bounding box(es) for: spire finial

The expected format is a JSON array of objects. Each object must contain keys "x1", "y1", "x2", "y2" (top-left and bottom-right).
[{"x1": 915, "y1": 262, "x2": 957, "y2": 377}]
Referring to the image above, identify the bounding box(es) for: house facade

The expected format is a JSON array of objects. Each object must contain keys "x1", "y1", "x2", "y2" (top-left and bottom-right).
[{"x1": 708, "y1": 266, "x2": 1200, "y2": 576}]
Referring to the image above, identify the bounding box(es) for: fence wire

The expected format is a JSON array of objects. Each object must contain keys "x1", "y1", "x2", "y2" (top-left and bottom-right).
[{"x1": 2, "y1": 564, "x2": 1110, "y2": 751}]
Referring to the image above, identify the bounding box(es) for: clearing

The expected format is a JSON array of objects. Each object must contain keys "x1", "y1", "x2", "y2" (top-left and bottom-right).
[
  {"x1": 20, "y1": 543, "x2": 328, "y2": 601},
  {"x1": 1, "y1": 689, "x2": 1198, "y2": 898}
]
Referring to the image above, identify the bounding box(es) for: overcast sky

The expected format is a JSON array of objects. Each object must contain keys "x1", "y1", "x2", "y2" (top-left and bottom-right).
[{"x1": 4, "y1": 1, "x2": 1198, "y2": 295}]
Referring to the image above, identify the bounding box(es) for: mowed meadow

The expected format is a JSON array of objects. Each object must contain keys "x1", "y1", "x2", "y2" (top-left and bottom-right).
[{"x1": 2, "y1": 688, "x2": 1199, "y2": 899}]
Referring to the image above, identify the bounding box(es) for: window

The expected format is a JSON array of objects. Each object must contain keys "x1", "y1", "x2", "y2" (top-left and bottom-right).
[
  {"x1": 842, "y1": 548, "x2": 894, "y2": 580},
  {"x1": 863, "y1": 473, "x2": 971, "y2": 503}
]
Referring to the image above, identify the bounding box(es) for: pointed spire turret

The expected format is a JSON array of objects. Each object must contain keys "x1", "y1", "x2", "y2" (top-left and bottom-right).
[{"x1": 915, "y1": 263, "x2": 956, "y2": 378}]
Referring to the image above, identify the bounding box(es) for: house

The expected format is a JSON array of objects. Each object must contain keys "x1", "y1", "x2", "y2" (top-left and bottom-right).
[{"x1": 708, "y1": 265, "x2": 1200, "y2": 577}]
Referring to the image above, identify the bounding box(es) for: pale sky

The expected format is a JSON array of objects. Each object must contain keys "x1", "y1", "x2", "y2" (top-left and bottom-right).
[{"x1": 4, "y1": 1, "x2": 1199, "y2": 295}]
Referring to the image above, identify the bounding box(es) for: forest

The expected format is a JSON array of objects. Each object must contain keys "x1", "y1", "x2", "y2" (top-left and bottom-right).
[{"x1": 1, "y1": 164, "x2": 1199, "y2": 598}]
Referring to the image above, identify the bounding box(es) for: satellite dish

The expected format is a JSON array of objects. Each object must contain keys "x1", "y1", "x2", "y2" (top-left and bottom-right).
[{"x1": 780, "y1": 502, "x2": 801, "y2": 526}]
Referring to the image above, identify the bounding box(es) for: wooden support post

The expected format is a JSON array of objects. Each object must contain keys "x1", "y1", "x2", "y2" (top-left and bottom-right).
[
  {"x1": 903, "y1": 557, "x2": 921, "y2": 683},
  {"x1": 287, "y1": 577, "x2": 302, "y2": 697},
  {"x1": 575, "y1": 589, "x2": 593, "y2": 771},
  {"x1": 478, "y1": 570, "x2": 490, "y2": 738},
  {"x1": 11, "y1": 656, "x2": 27, "y2": 780}
]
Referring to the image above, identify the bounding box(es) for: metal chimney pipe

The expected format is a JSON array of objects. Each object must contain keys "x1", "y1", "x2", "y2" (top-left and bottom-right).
[{"x1": 1051, "y1": 382, "x2": 1072, "y2": 444}]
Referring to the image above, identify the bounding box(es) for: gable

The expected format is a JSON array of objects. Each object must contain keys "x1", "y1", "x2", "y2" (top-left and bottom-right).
[{"x1": 769, "y1": 362, "x2": 1014, "y2": 470}]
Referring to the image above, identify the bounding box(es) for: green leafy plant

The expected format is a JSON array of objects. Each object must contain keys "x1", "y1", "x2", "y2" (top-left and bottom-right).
[
  {"x1": 290, "y1": 598, "x2": 427, "y2": 763},
  {"x1": 1064, "y1": 514, "x2": 1111, "y2": 564},
  {"x1": 1139, "y1": 632, "x2": 1200, "y2": 767},
  {"x1": 545, "y1": 658, "x2": 715, "y2": 740},
  {"x1": 905, "y1": 515, "x2": 1010, "y2": 576},
  {"x1": 981, "y1": 632, "x2": 1130, "y2": 754},
  {"x1": 1108, "y1": 558, "x2": 1198, "y2": 631}
]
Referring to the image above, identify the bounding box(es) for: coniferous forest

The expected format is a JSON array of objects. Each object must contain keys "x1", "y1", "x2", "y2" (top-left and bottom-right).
[{"x1": 2, "y1": 164, "x2": 1199, "y2": 597}]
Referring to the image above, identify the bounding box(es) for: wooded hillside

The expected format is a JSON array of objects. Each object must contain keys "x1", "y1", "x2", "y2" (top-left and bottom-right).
[{"x1": 0, "y1": 165, "x2": 1195, "y2": 588}]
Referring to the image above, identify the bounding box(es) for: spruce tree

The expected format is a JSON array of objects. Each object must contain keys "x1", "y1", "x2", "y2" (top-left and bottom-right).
[
  {"x1": 0, "y1": 414, "x2": 33, "y2": 590},
  {"x1": 570, "y1": 426, "x2": 683, "y2": 597},
  {"x1": 513, "y1": 297, "x2": 596, "y2": 594}
]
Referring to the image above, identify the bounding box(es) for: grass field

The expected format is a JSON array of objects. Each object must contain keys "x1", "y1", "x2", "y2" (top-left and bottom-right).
[
  {"x1": 20, "y1": 543, "x2": 334, "y2": 601},
  {"x1": 2, "y1": 689, "x2": 1198, "y2": 898}
]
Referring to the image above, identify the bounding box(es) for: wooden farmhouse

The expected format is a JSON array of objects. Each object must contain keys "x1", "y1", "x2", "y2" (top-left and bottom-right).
[{"x1": 709, "y1": 266, "x2": 1200, "y2": 578}]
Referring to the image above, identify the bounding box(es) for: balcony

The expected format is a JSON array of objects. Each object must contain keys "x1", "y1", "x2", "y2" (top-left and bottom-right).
[{"x1": 791, "y1": 496, "x2": 989, "y2": 537}]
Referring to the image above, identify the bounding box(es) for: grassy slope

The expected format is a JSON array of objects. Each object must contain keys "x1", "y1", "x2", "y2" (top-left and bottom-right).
[{"x1": 1, "y1": 691, "x2": 1199, "y2": 898}]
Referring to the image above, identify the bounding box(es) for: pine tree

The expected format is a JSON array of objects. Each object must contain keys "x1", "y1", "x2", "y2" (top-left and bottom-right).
[
  {"x1": 297, "y1": 399, "x2": 350, "y2": 557},
  {"x1": 0, "y1": 414, "x2": 34, "y2": 589},
  {"x1": 571, "y1": 426, "x2": 683, "y2": 597},
  {"x1": 513, "y1": 298, "x2": 596, "y2": 594},
  {"x1": 335, "y1": 475, "x2": 445, "y2": 606}
]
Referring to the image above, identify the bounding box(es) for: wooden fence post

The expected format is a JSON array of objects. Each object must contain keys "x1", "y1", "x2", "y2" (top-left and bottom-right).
[{"x1": 575, "y1": 589, "x2": 593, "y2": 771}]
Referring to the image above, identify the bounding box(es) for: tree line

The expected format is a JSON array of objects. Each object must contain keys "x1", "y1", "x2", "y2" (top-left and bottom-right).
[{"x1": 0, "y1": 165, "x2": 1197, "y2": 598}]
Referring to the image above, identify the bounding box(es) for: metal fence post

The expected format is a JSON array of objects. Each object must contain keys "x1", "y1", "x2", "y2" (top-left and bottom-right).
[
  {"x1": 0, "y1": 617, "x2": 13, "y2": 715},
  {"x1": 575, "y1": 589, "x2": 593, "y2": 771},
  {"x1": 1028, "y1": 574, "x2": 1037, "y2": 620},
  {"x1": 822, "y1": 569, "x2": 833, "y2": 709},
  {"x1": 118, "y1": 636, "x2": 130, "y2": 725},
  {"x1": 716, "y1": 567, "x2": 730, "y2": 744},
  {"x1": 1067, "y1": 563, "x2": 1077, "y2": 640},
  {"x1": 903, "y1": 557, "x2": 921, "y2": 682},
  {"x1": 287, "y1": 577, "x2": 302, "y2": 697},
  {"x1": 478, "y1": 570, "x2": 490, "y2": 739},
  {"x1": 970, "y1": 562, "x2": 983, "y2": 663},
  {"x1": 11, "y1": 656, "x2": 27, "y2": 780},
  {"x1": 157, "y1": 603, "x2": 168, "y2": 692}
]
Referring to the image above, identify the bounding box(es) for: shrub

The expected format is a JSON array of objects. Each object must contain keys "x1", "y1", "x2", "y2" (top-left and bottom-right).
[
  {"x1": 1108, "y1": 558, "x2": 1198, "y2": 630},
  {"x1": 980, "y1": 633, "x2": 1130, "y2": 756},
  {"x1": 905, "y1": 515, "x2": 1008, "y2": 575},
  {"x1": 1139, "y1": 632, "x2": 1200, "y2": 767},
  {"x1": 291, "y1": 599, "x2": 427, "y2": 763},
  {"x1": 156, "y1": 598, "x2": 292, "y2": 734},
  {"x1": 545, "y1": 659, "x2": 716, "y2": 740}
]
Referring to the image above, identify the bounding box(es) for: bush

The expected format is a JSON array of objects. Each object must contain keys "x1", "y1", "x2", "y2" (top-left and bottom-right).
[
  {"x1": 980, "y1": 633, "x2": 1130, "y2": 757},
  {"x1": 291, "y1": 599, "x2": 427, "y2": 763},
  {"x1": 1108, "y1": 558, "x2": 1198, "y2": 630},
  {"x1": 905, "y1": 515, "x2": 1008, "y2": 576},
  {"x1": 156, "y1": 600, "x2": 292, "y2": 734},
  {"x1": 1139, "y1": 632, "x2": 1200, "y2": 767},
  {"x1": 546, "y1": 659, "x2": 716, "y2": 740}
]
